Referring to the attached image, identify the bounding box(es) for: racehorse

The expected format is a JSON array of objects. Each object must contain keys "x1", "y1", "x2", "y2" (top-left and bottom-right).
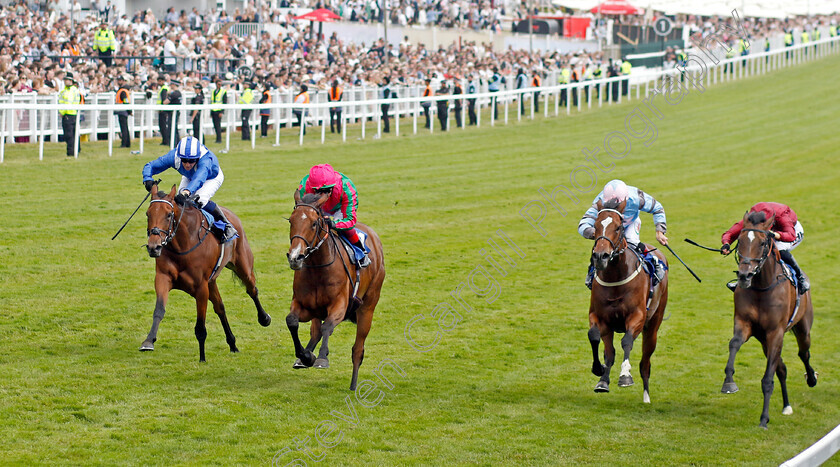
[
  {"x1": 142, "y1": 183, "x2": 272, "y2": 361},
  {"x1": 286, "y1": 191, "x2": 385, "y2": 391},
  {"x1": 587, "y1": 198, "x2": 669, "y2": 403},
  {"x1": 721, "y1": 210, "x2": 816, "y2": 428}
]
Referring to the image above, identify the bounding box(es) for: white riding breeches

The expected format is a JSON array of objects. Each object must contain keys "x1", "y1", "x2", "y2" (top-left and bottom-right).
[
  {"x1": 624, "y1": 217, "x2": 642, "y2": 246},
  {"x1": 179, "y1": 168, "x2": 224, "y2": 208},
  {"x1": 776, "y1": 221, "x2": 804, "y2": 251}
]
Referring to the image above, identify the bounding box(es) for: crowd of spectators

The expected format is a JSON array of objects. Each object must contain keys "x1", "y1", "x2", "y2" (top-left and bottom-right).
[{"x1": 0, "y1": 0, "x2": 836, "y2": 99}]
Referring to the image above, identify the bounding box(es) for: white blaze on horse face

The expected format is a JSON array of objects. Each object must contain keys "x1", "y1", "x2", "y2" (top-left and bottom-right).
[
  {"x1": 301, "y1": 213, "x2": 307, "y2": 220},
  {"x1": 620, "y1": 359, "x2": 632, "y2": 377},
  {"x1": 289, "y1": 245, "x2": 302, "y2": 259},
  {"x1": 600, "y1": 217, "x2": 613, "y2": 236},
  {"x1": 747, "y1": 231, "x2": 755, "y2": 242}
]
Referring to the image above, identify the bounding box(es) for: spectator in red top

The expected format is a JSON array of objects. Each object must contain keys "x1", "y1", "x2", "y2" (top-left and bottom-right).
[{"x1": 721, "y1": 202, "x2": 809, "y2": 294}]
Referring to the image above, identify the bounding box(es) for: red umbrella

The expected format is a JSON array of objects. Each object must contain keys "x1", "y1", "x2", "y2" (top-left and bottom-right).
[
  {"x1": 590, "y1": 0, "x2": 642, "y2": 15},
  {"x1": 293, "y1": 8, "x2": 341, "y2": 22}
]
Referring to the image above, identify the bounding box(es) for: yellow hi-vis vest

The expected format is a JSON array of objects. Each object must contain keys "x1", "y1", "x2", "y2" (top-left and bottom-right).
[
  {"x1": 59, "y1": 85, "x2": 81, "y2": 115},
  {"x1": 238, "y1": 89, "x2": 254, "y2": 104},
  {"x1": 212, "y1": 88, "x2": 227, "y2": 111},
  {"x1": 620, "y1": 61, "x2": 632, "y2": 75},
  {"x1": 94, "y1": 28, "x2": 116, "y2": 52},
  {"x1": 801, "y1": 31, "x2": 810, "y2": 43},
  {"x1": 158, "y1": 84, "x2": 169, "y2": 104},
  {"x1": 559, "y1": 69, "x2": 570, "y2": 84}
]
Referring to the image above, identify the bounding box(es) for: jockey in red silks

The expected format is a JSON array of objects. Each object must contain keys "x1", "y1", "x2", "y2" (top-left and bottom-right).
[
  {"x1": 297, "y1": 163, "x2": 369, "y2": 267},
  {"x1": 721, "y1": 202, "x2": 809, "y2": 294}
]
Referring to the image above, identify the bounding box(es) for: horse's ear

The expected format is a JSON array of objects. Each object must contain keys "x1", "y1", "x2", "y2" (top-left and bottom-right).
[
  {"x1": 315, "y1": 192, "x2": 330, "y2": 207},
  {"x1": 617, "y1": 199, "x2": 627, "y2": 213},
  {"x1": 742, "y1": 210, "x2": 751, "y2": 224},
  {"x1": 764, "y1": 211, "x2": 776, "y2": 228},
  {"x1": 294, "y1": 189, "x2": 302, "y2": 205},
  {"x1": 168, "y1": 184, "x2": 177, "y2": 199},
  {"x1": 595, "y1": 199, "x2": 604, "y2": 211}
]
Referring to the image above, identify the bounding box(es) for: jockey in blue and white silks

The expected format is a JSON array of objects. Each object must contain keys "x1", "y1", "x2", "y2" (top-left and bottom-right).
[
  {"x1": 141, "y1": 136, "x2": 237, "y2": 242},
  {"x1": 579, "y1": 179, "x2": 669, "y2": 289}
]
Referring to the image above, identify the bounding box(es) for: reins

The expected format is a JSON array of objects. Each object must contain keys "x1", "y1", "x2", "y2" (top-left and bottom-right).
[{"x1": 292, "y1": 203, "x2": 356, "y2": 285}]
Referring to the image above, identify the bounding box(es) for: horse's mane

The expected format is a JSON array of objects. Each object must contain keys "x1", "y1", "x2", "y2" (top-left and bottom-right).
[
  {"x1": 301, "y1": 193, "x2": 321, "y2": 204},
  {"x1": 603, "y1": 198, "x2": 621, "y2": 210},
  {"x1": 747, "y1": 211, "x2": 766, "y2": 225}
]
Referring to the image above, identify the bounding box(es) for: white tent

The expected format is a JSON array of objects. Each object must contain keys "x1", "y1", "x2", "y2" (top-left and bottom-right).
[{"x1": 550, "y1": 0, "x2": 839, "y2": 17}]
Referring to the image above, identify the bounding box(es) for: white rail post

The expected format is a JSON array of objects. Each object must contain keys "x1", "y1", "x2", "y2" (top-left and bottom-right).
[
  {"x1": 139, "y1": 107, "x2": 144, "y2": 154},
  {"x1": 225, "y1": 106, "x2": 231, "y2": 152},
  {"x1": 39, "y1": 108, "x2": 47, "y2": 161},
  {"x1": 73, "y1": 112, "x2": 80, "y2": 159},
  {"x1": 108, "y1": 104, "x2": 114, "y2": 157},
  {"x1": 0, "y1": 109, "x2": 5, "y2": 163}
]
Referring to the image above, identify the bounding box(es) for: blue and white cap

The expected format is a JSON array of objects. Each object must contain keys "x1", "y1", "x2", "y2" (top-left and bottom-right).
[{"x1": 175, "y1": 136, "x2": 208, "y2": 160}]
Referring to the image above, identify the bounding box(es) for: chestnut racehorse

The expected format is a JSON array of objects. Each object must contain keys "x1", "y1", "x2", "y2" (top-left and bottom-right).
[
  {"x1": 721, "y1": 210, "x2": 816, "y2": 428},
  {"x1": 142, "y1": 183, "x2": 271, "y2": 361},
  {"x1": 588, "y1": 199, "x2": 669, "y2": 403},
  {"x1": 286, "y1": 191, "x2": 386, "y2": 390}
]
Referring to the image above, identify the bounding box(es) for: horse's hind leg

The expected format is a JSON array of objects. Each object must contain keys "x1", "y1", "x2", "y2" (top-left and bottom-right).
[
  {"x1": 792, "y1": 305, "x2": 817, "y2": 387},
  {"x1": 350, "y1": 288, "x2": 381, "y2": 391},
  {"x1": 758, "y1": 330, "x2": 784, "y2": 428},
  {"x1": 722, "y1": 318, "x2": 751, "y2": 394},
  {"x1": 208, "y1": 280, "x2": 238, "y2": 353},
  {"x1": 232, "y1": 247, "x2": 271, "y2": 327},
  {"x1": 639, "y1": 319, "x2": 663, "y2": 404},
  {"x1": 776, "y1": 357, "x2": 792, "y2": 415},
  {"x1": 141, "y1": 274, "x2": 172, "y2": 351},
  {"x1": 195, "y1": 284, "x2": 210, "y2": 362}
]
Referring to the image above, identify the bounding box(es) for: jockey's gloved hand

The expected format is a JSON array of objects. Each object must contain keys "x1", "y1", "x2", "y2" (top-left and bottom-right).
[
  {"x1": 174, "y1": 193, "x2": 188, "y2": 205},
  {"x1": 721, "y1": 243, "x2": 730, "y2": 255},
  {"x1": 143, "y1": 180, "x2": 155, "y2": 192},
  {"x1": 583, "y1": 227, "x2": 596, "y2": 240},
  {"x1": 190, "y1": 193, "x2": 201, "y2": 206},
  {"x1": 325, "y1": 217, "x2": 335, "y2": 229}
]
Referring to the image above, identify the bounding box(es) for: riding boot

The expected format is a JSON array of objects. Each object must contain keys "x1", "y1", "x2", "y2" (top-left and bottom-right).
[
  {"x1": 779, "y1": 250, "x2": 810, "y2": 294},
  {"x1": 211, "y1": 205, "x2": 238, "y2": 242},
  {"x1": 585, "y1": 264, "x2": 595, "y2": 290},
  {"x1": 353, "y1": 240, "x2": 370, "y2": 267}
]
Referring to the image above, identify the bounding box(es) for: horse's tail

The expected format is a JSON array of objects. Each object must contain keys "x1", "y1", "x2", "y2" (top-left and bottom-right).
[{"x1": 230, "y1": 269, "x2": 245, "y2": 287}]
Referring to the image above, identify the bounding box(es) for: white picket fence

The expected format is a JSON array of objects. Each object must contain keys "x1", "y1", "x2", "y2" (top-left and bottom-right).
[{"x1": 1, "y1": 35, "x2": 839, "y2": 163}]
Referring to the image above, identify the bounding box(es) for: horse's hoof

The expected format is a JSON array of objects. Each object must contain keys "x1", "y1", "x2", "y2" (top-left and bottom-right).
[
  {"x1": 314, "y1": 358, "x2": 330, "y2": 369},
  {"x1": 592, "y1": 363, "x2": 605, "y2": 377},
  {"x1": 230, "y1": 347, "x2": 240, "y2": 353},
  {"x1": 721, "y1": 382, "x2": 739, "y2": 394},
  {"x1": 139, "y1": 341, "x2": 155, "y2": 351},
  {"x1": 782, "y1": 406, "x2": 793, "y2": 415},
  {"x1": 259, "y1": 314, "x2": 272, "y2": 327},
  {"x1": 292, "y1": 358, "x2": 308, "y2": 369},
  {"x1": 618, "y1": 375, "x2": 634, "y2": 387},
  {"x1": 594, "y1": 381, "x2": 610, "y2": 393},
  {"x1": 759, "y1": 420, "x2": 769, "y2": 429},
  {"x1": 806, "y1": 372, "x2": 818, "y2": 387},
  {"x1": 643, "y1": 390, "x2": 651, "y2": 403}
]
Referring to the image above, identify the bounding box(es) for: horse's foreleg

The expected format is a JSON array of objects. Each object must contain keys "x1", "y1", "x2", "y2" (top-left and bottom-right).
[
  {"x1": 588, "y1": 325, "x2": 604, "y2": 377},
  {"x1": 209, "y1": 280, "x2": 238, "y2": 353},
  {"x1": 195, "y1": 284, "x2": 209, "y2": 362},
  {"x1": 595, "y1": 330, "x2": 615, "y2": 393},
  {"x1": 141, "y1": 275, "x2": 171, "y2": 351},
  {"x1": 722, "y1": 319, "x2": 751, "y2": 394},
  {"x1": 287, "y1": 303, "x2": 316, "y2": 367},
  {"x1": 618, "y1": 331, "x2": 638, "y2": 388},
  {"x1": 759, "y1": 331, "x2": 784, "y2": 428}
]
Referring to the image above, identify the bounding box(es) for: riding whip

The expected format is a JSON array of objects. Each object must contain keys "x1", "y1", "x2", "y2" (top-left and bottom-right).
[
  {"x1": 684, "y1": 238, "x2": 736, "y2": 256},
  {"x1": 664, "y1": 243, "x2": 702, "y2": 282},
  {"x1": 111, "y1": 179, "x2": 161, "y2": 240}
]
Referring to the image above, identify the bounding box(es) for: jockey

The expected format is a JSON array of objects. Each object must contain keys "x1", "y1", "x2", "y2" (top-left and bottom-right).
[
  {"x1": 141, "y1": 136, "x2": 237, "y2": 242},
  {"x1": 297, "y1": 163, "x2": 369, "y2": 267},
  {"x1": 578, "y1": 179, "x2": 669, "y2": 289},
  {"x1": 720, "y1": 202, "x2": 809, "y2": 294}
]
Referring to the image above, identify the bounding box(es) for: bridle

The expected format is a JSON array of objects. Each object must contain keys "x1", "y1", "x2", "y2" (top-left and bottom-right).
[
  {"x1": 592, "y1": 208, "x2": 626, "y2": 263},
  {"x1": 736, "y1": 228, "x2": 774, "y2": 280},
  {"x1": 291, "y1": 202, "x2": 334, "y2": 266},
  {"x1": 147, "y1": 198, "x2": 209, "y2": 255}
]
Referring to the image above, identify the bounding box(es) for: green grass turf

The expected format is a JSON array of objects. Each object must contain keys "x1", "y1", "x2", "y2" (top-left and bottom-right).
[{"x1": 1, "y1": 54, "x2": 839, "y2": 466}]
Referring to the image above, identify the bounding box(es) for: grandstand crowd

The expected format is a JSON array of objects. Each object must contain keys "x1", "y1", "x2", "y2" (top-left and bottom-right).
[{"x1": 0, "y1": 0, "x2": 837, "y2": 97}]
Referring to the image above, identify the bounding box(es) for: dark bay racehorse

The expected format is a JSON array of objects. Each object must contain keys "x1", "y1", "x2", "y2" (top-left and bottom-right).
[
  {"x1": 143, "y1": 183, "x2": 271, "y2": 361},
  {"x1": 588, "y1": 199, "x2": 668, "y2": 403},
  {"x1": 286, "y1": 191, "x2": 386, "y2": 390},
  {"x1": 722, "y1": 210, "x2": 816, "y2": 428}
]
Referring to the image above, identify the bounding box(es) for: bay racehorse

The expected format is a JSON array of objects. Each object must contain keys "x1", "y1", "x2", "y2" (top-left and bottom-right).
[
  {"x1": 286, "y1": 191, "x2": 385, "y2": 390},
  {"x1": 142, "y1": 183, "x2": 271, "y2": 361},
  {"x1": 588, "y1": 199, "x2": 668, "y2": 403},
  {"x1": 722, "y1": 210, "x2": 816, "y2": 428}
]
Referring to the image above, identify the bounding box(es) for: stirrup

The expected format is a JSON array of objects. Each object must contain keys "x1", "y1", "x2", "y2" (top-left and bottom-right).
[
  {"x1": 223, "y1": 225, "x2": 238, "y2": 243},
  {"x1": 358, "y1": 255, "x2": 371, "y2": 268}
]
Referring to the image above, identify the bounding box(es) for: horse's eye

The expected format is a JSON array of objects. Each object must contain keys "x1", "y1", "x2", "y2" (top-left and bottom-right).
[{"x1": 311, "y1": 223, "x2": 317, "y2": 230}]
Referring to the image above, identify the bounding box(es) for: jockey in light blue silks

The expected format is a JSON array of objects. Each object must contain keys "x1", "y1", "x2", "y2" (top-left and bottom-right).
[
  {"x1": 141, "y1": 136, "x2": 237, "y2": 242},
  {"x1": 578, "y1": 179, "x2": 669, "y2": 289}
]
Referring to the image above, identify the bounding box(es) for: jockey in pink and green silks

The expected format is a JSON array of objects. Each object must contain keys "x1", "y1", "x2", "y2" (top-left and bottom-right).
[{"x1": 297, "y1": 163, "x2": 364, "y2": 251}]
